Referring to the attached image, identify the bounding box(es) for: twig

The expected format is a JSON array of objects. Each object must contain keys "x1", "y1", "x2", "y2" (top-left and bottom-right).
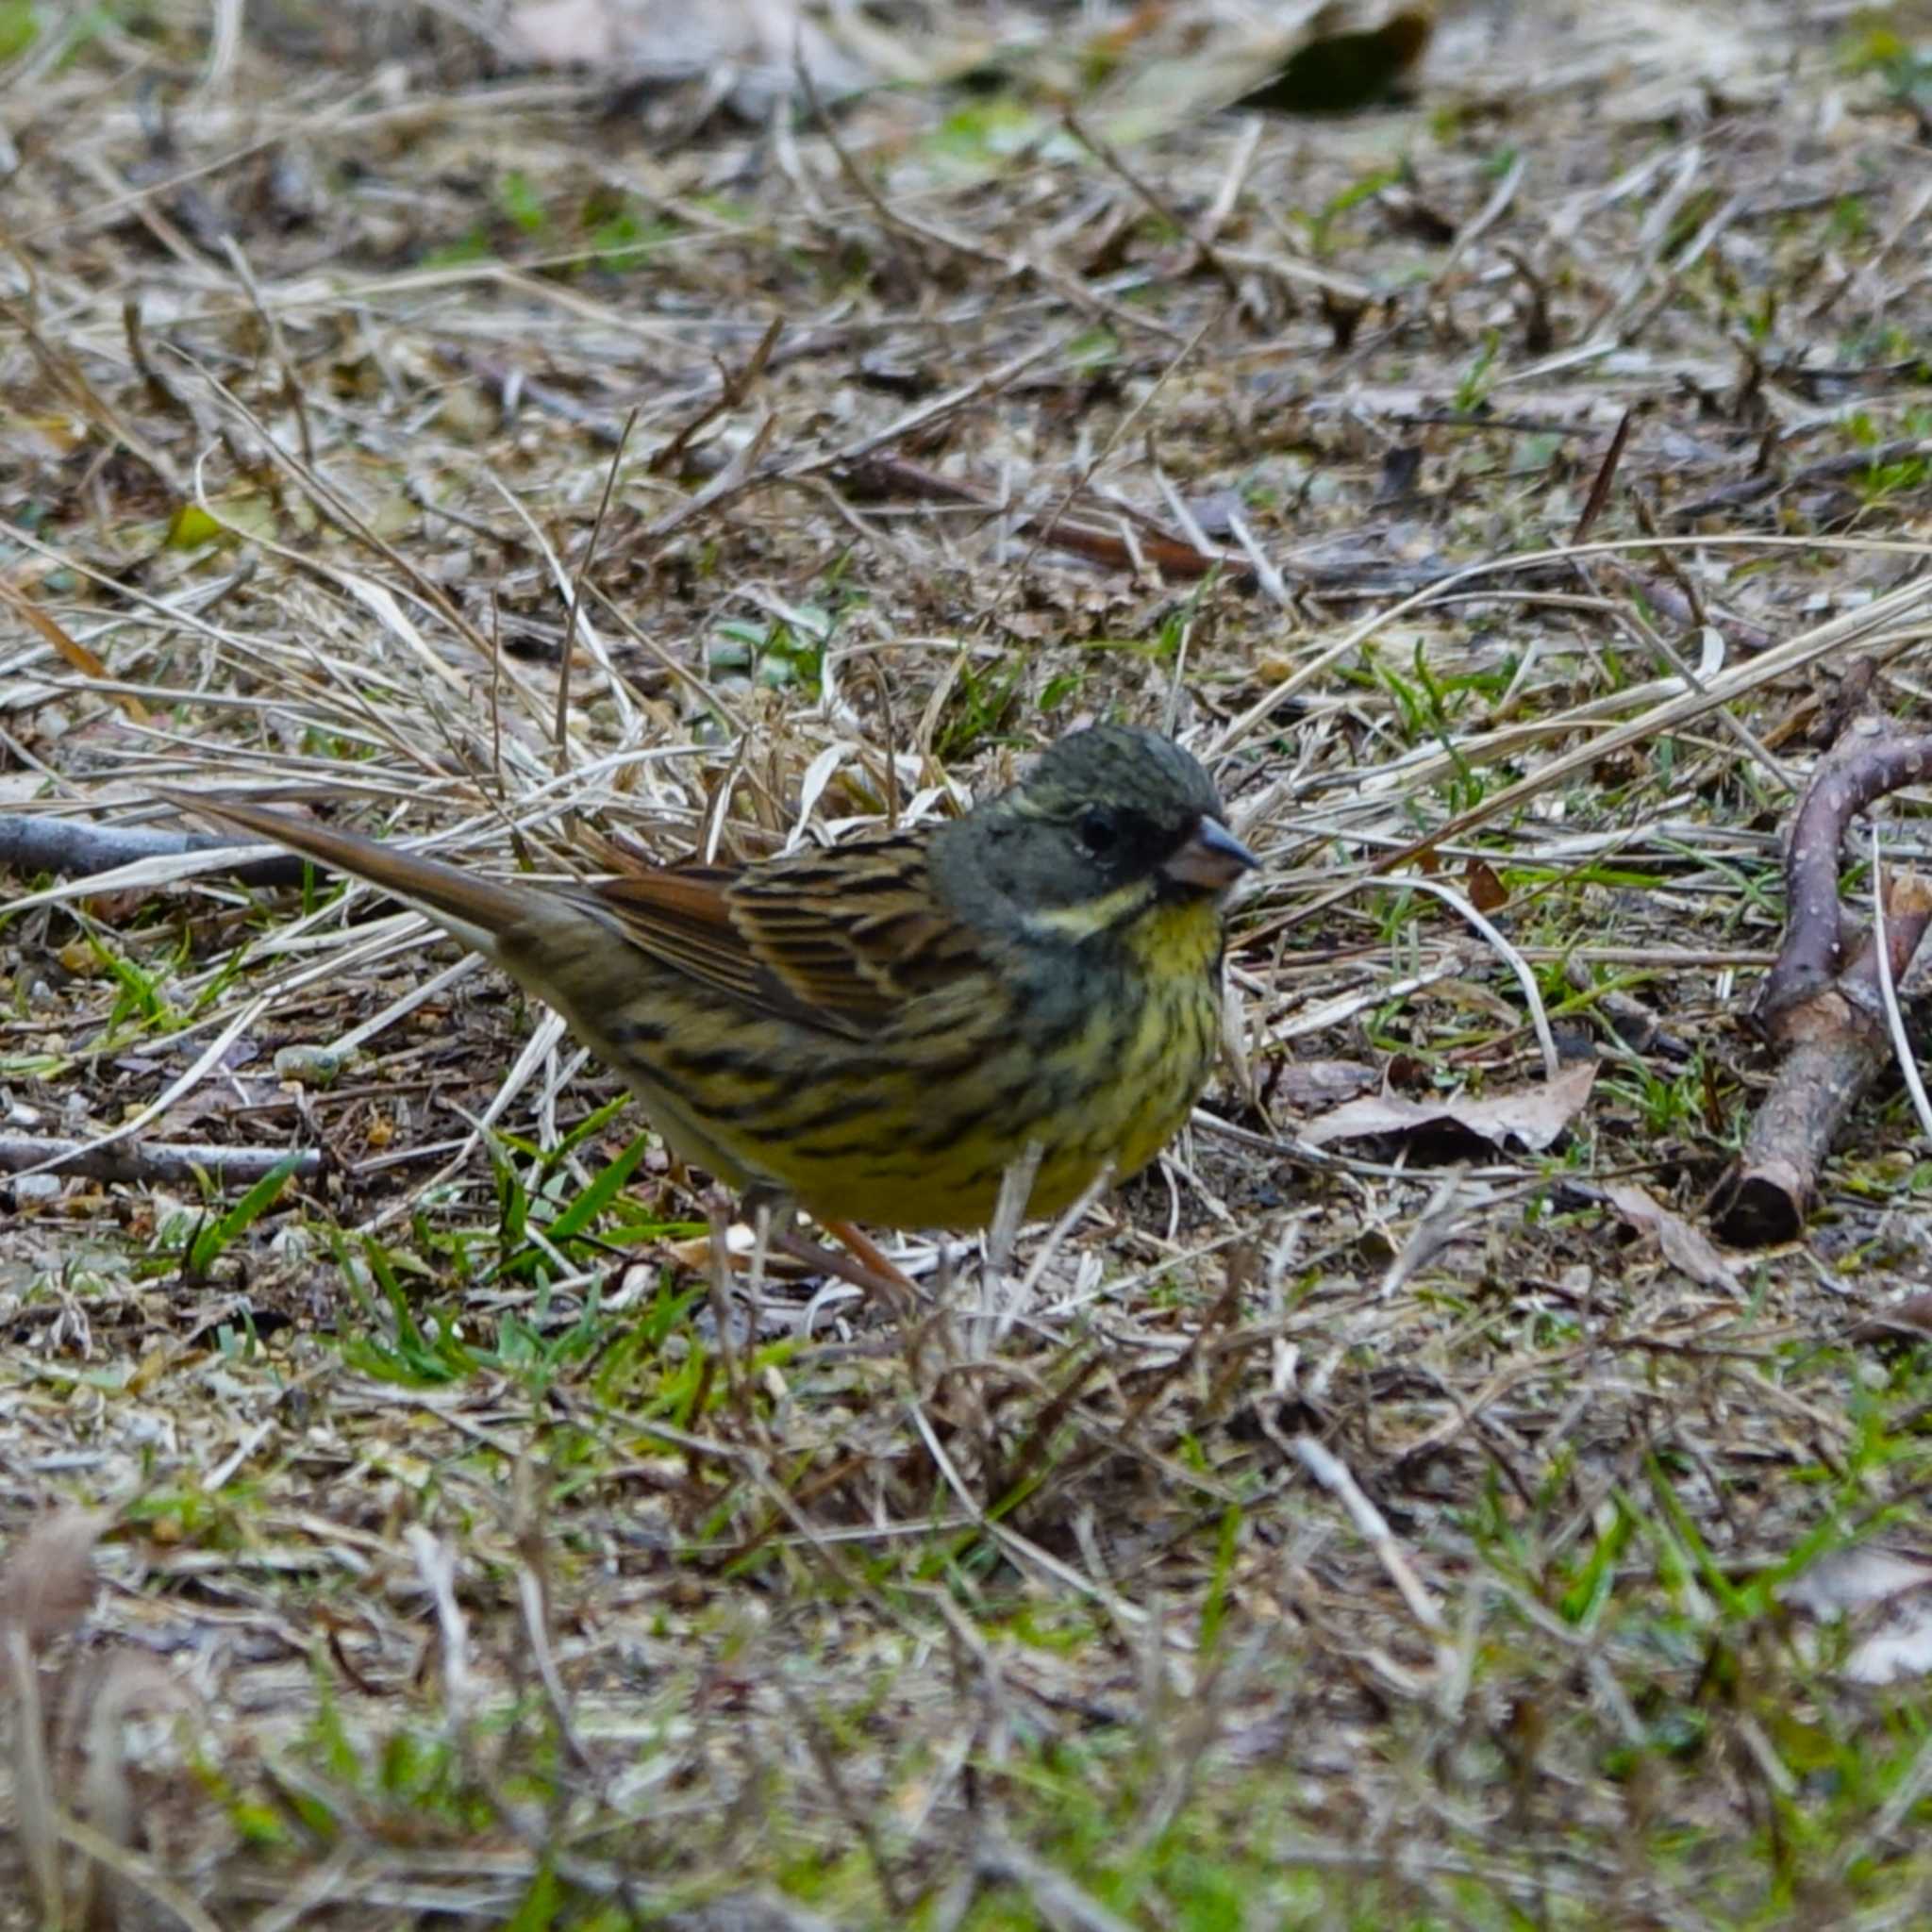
[
  {"x1": 1758, "y1": 717, "x2": 1932, "y2": 1017},
  {"x1": 649, "y1": 315, "x2": 782, "y2": 475},
  {"x1": 0, "y1": 812, "x2": 319, "y2": 886},
  {"x1": 840, "y1": 451, "x2": 1241, "y2": 583},
  {"x1": 221, "y1": 234, "x2": 316, "y2": 470},
  {"x1": 974, "y1": 1834, "x2": 1138, "y2": 1932},
  {"x1": 1669, "y1": 438, "x2": 1932, "y2": 526},
  {"x1": 1712, "y1": 708, "x2": 1932, "y2": 1244},
  {"x1": 1571, "y1": 408, "x2": 1633, "y2": 545},
  {"x1": 1288, "y1": 1433, "x2": 1447, "y2": 1638},
  {"x1": 0, "y1": 1137, "x2": 325, "y2": 1187}
]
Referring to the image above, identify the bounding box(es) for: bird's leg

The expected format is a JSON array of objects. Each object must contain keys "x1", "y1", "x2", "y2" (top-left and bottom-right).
[
  {"x1": 820, "y1": 1219, "x2": 921, "y2": 1301},
  {"x1": 675, "y1": 1189, "x2": 916, "y2": 1306},
  {"x1": 770, "y1": 1226, "x2": 916, "y2": 1306},
  {"x1": 740, "y1": 1191, "x2": 918, "y2": 1306}
]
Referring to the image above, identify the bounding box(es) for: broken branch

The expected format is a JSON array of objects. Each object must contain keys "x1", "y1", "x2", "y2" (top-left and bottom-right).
[{"x1": 1712, "y1": 707, "x2": 1932, "y2": 1245}]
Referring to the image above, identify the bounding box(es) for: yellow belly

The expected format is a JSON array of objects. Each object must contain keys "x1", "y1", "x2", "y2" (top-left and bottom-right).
[
  {"x1": 525, "y1": 893, "x2": 1226, "y2": 1234},
  {"x1": 789, "y1": 968, "x2": 1218, "y2": 1229}
]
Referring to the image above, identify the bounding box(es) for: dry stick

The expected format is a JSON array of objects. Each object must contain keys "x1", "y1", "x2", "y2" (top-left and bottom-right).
[
  {"x1": 634, "y1": 332, "x2": 1072, "y2": 558},
  {"x1": 1288, "y1": 1433, "x2": 1447, "y2": 1640},
  {"x1": 1624, "y1": 485, "x2": 1712, "y2": 630},
  {"x1": 0, "y1": 812, "x2": 314, "y2": 886},
  {"x1": 1008, "y1": 304, "x2": 1226, "y2": 602},
  {"x1": 1, "y1": 298, "x2": 184, "y2": 495},
  {"x1": 0, "y1": 1138, "x2": 325, "y2": 1187},
  {"x1": 974, "y1": 1835, "x2": 1138, "y2": 1932},
  {"x1": 1201, "y1": 113, "x2": 1264, "y2": 249},
  {"x1": 1570, "y1": 408, "x2": 1634, "y2": 545},
  {"x1": 1711, "y1": 712, "x2": 1932, "y2": 1246},
  {"x1": 1444, "y1": 152, "x2": 1527, "y2": 277},
  {"x1": 1762, "y1": 719, "x2": 1932, "y2": 1009},
  {"x1": 1592, "y1": 501, "x2": 1794, "y2": 791},
  {"x1": 844, "y1": 451, "x2": 1237, "y2": 582},
  {"x1": 52, "y1": 1811, "x2": 230, "y2": 1932},
  {"x1": 774, "y1": 1677, "x2": 909, "y2": 1919},
  {"x1": 1557, "y1": 414, "x2": 1790, "y2": 792},
  {"x1": 6, "y1": 992, "x2": 267, "y2": 1183},
  {"x1": 648, "y1": 313, "x2": 781, "y2": 475}
]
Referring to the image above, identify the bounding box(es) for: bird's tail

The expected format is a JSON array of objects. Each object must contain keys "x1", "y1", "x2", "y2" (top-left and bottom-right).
[{"x1": 158, "y1": 789, "x2": 558, "y2": 962}]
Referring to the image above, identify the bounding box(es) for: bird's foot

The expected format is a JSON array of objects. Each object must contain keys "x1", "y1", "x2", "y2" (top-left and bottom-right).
[{"x1": 790, "y1": 1218, "x2": 921, "y2": 1307}]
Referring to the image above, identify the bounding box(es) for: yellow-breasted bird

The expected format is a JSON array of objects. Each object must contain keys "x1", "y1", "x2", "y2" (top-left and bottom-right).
[{"x1": 164, "y1": 725, "x2": 1256, "y2": 1277}]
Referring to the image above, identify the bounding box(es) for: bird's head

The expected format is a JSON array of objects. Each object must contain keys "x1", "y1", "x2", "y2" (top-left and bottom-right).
[{"x1": 937, "y1": 724, "x2": 1257, "y2": 941}]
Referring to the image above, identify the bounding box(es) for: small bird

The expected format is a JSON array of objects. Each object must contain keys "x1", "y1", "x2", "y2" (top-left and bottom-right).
[{"x1": 164, "y1": 725, "x2": 1256, "y2": 1277}]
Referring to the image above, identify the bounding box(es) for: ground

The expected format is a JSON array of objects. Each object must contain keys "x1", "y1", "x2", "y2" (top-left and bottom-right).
[{"x1": 7, "y1": 1, "x2": 1932, "y2": 1925}]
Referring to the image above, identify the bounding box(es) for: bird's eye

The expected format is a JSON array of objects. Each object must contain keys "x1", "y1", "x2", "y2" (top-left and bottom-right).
[{"x1": 1076, "y1": 807, "x2": 1119, "y2": 856}]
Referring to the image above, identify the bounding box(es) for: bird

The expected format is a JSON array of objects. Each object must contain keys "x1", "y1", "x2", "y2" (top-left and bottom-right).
[{"x1": 161, "y1": 725, "x2": 1257, "y2": 1288}]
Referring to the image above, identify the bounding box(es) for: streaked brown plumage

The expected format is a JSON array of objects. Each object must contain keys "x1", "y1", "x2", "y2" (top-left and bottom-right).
[{"x1": 164, "y1": 725, "x2": 1256, "y2": 1237}]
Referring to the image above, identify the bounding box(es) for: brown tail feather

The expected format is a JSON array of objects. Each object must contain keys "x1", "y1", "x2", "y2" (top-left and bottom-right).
[{"x1": 156, "y1": 789, "x2": 554, "y2": 958}]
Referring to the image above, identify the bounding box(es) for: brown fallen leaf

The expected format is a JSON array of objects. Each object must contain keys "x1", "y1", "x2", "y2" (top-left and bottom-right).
[
  {"x1": 1302, "y1": 1060, "x2": 1596, "y2": 1155},
  {"x1": 0, "y1": 1508, "x2": 104, "y2": 1649},
  {"x1": 1849, "y1": 1292, "x2": 1932, "y2": 1348},
  {"x1": 1601, "y1": 1182, "x2": 1741, "y2": 1295},
  {"x1": 1464, "y1": 858, "x2": 1508, "y2": 914},
  {"x1": 0, "y1": 579, "x2": 148, "y2": 724},
  {"x1": 1271, "y1": 1058, "x2": 1382, "y2": 1112},
  {"x1": 2, "y1": 1508, "x2": 106, "y2": 1924}
]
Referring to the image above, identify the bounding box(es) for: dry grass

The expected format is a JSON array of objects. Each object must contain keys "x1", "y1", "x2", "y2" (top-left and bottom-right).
[{"x1": 8, "y1": 2, "x2": 1932, "y2": 1925}]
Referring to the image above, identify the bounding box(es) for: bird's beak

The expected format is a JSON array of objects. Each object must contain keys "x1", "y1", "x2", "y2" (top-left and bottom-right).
[{"x1": 1162, "y1": 816, "x2": 1258, "y2": 891}]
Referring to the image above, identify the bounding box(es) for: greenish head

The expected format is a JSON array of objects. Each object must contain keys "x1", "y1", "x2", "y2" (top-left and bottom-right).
[{"x1": 934, "y1": 724, "x2": 1257, "y2": 936}]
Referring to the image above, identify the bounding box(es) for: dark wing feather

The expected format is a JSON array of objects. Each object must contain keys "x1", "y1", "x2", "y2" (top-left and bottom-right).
[
  {"x1": 591, "y1": 834, "x2": 986, "y2": 1038},
  {"x1": 591, "y1": 866, "x2": 774, "y2": 1012}
]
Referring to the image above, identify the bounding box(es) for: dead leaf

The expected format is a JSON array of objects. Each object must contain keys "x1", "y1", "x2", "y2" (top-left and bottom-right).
[
  {"x1": 0, "y1": 1509, "x2": 104, "y2": 1649},
  {"x1": 1782, "y1": 1547, "x2": 1932, "y2": 1686},
  {"x1": 1, "y1": 1510, "x2": 103, "y2": 1926},
  {"x1": 0, "y1": 579, "x2": 148, "y2": 724},
  {"x1": 1843, "y1": 1602, "x2": 1932, "y2": 1686},
  {"x1": 1302, "y1": 1060, "x2": 1596, "y2": 1155},
  {"x1": 1850, "y1": 1293, "x2": 1932, "y2": 1347},
  {"x1": 1272, "y1": 1058, "x2": 1381, "y2": 1111},
  {"x1": 1601, "y1": 1182, "x2": 1741, "y2": 1294},
  {"x1": 1781, "y1": 1546, "x2": 1932, "y2": 1620},
  {"x1": 1464, "y1": 858, "x2": 1508, "y2": 914},
  {"x1": 507, "y1": 0, "x2": 874, "y2": 101}
]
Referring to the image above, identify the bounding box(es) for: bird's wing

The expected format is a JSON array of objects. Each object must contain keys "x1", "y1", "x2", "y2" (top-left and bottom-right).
[{"x1": 593, "y1": 835, "x2": 985, "y2": 1037}]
